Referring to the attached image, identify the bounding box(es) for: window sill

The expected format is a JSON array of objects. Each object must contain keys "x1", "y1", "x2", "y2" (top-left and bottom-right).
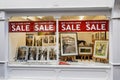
[{"x1": 8, "y1": 60, "x2": 111, "y2": 69}]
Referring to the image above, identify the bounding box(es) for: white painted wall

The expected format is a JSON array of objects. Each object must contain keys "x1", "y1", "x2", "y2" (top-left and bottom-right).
[
  {"x1": 0, "y1": 64, "x2": 5, "y2": 79},
  {"x1": 0, "y1": 21, "x2": 5, "y2": 61},
  {"x1": 0, "y1": 0, "x2": 114, "y2": 9}
]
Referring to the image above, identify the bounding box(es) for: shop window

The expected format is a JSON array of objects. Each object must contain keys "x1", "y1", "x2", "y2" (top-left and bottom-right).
[
  {"x1": 9, "y1": 16, "x2": 57, "y2": 64},
  {"x1": 59, "y1": 16, "x2": 109, "y2": 64},
  {"x1": 8, "y1": 16, "x2": 109, "y2": 65}
]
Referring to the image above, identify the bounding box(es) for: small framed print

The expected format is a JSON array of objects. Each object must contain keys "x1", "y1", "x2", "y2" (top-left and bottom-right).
[
  {"x1": 42, "y1": 35, "x2": 49, "y2": 46},
  {"x1": 79, "y1": 47, "x2": 92, "y2": 55},
  {"x1": 60, "y1": 33, "x2": 78, "y2": 56},
  {"x1": 93, "y1": 40, "x2": 109, "y2": 59},
  {"x1": 34, "y1": 36, "x2": 43, "y2": 46},
  {"x1": 38, "y1": 47, "x2": 48, "y2": 61},
  {"x1": 106, "y1": 32, "x2": 109, "y2": 40},
  {"x1": 26, "y1": 34, "x2": 34, "y2": 46},
  {"x1": 27, "y1": 47, "x2": 37, "y2": 60},
  {"x1": 95, "y1": 32, "x2": 99, "y2": 40},
  {"x1": 49, "y1": 47, "x2": 57, "y2": 60},
  {"x1": 49, "y1": 35, "x2": 56, "y2": 45},
  {"x1": 17, "y1": 46, "x2": 28, "y2": 61},
  {"x1": 100, "y1": 32, "x2": 105, "y2": 40}
]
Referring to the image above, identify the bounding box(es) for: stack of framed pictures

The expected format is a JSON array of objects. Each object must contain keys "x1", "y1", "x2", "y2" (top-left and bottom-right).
[{"x1": 16, "y1": 46, "x2": 57, "y2": 62}]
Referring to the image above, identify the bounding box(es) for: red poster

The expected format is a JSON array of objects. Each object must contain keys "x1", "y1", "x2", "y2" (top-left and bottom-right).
[
  {"x1": 59, "y1": 20, "x2": 109, "y2": 32},
  {"x1": 9, "y1": 21, "x2": 56, "y2": 32}
]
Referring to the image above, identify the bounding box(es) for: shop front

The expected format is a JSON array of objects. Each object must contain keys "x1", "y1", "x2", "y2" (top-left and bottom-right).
[
  {"x1": 0, "y1": 0, "x2": 120, "y2": 80},
  {"x1": 2, "y1": 15, "x2": 111, "y2": 80}
]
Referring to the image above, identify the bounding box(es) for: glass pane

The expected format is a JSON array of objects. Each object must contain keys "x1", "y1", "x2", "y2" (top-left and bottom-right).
[{"x1": 9, "y1": 16, "x2": 57, "y2": 65}]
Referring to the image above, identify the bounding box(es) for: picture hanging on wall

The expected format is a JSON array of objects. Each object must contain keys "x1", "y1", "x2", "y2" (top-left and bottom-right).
[
  {"x1": 60, "y1": 33, "x2": 78, "y2": 56},
  {"x1": 100, "y1": 32, "x2": 106, "y2": 40},
  {"x1": 49, "y1": 35, "x2": 56, "y2": 46},
  {"x1": 93, "y1": 40, "x2": 109, "y2": 59},
  {"x1": 42, "y1": 35, "x2": 49, "y2": 46},
  {"x1": 34, "y1": 36, "x2": 43, "y2": 46},
  {"x1": 26, "y1": 34, "x2": 34, "y2": 46}
]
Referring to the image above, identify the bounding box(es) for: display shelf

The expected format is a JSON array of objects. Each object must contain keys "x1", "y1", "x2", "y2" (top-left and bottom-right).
[{"x1": 8, "y1": 60, "x2": 110, "y2": 69}]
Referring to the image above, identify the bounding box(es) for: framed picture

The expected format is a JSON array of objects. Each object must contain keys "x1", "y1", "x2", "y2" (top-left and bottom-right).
[
  {"x1": 95, "y1": 32, "x2": 99, "y2": 40},
  {"x1": 38, "y1": 47, "x2": 48, "y2": 61},
  {"x1": 49, "y1": 35, "x2": 56, "y2": 46},
  {"x1": 42, "y1": 35, "x2": 49, "y2": 46},
  {"x1": 34, "y1": 36, "x2": 43, "y2": 46},
  {"x1": 93, "y1": 40, "x2": 109, "y2": 59},
  {"x1": 49, "y1": 46, "x2": 57, "y2": 60},
  {"x1": 16, "y1": 46, "x2": 28, "y2": 61},
  {"x1": 27, "y1": 46, "x2": 37, "y2": 60},
  {"x1": 60, "y1": 33, "x2": 78, "y2": 56},
  {"x1": 100, "y1": 32, "x2": 105, "y2": 40},
  {"x1": 79, "y1": 47, "x2": 92, "y2": 55},
  {"x1": 106, "y1": 32, "x2": 109, "y2": 40},
  {"x1": 26, "y1": 34, "x2": 34, "y2": 46}
]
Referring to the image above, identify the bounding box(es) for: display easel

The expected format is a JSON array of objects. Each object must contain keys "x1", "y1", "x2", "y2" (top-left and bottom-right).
[
  {"x1": 80, "y1": 54, "x2": 92, "y2": 61},
  {"x1": 92, "y1": 57, "x2": 108, "y2": 63},
  {"x1": 79, "y1": 46, "x2": 93, "y2": 61},
  {"x1": 60, "y1": 56, "x2": 76, "y2": 62}
]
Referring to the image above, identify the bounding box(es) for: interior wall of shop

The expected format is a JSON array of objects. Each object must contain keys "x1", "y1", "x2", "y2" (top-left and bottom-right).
[{"x1": 1, "y1": 0, "x2": 120, "y2": 80}]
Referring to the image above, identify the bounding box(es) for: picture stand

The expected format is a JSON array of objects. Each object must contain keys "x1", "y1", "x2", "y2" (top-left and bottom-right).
[
  {"x1": 92, "y1": 57, "x2": 108, "y2": 63},
  {"x1": 80, "y1": 54, "x2": 92, "y2": 61},
  {"x1": 79, "y1": 46, "x2": 92, "y2": 61},
  {"x1": 60, "y1": 56, "x2": 76, "y2": 62}
]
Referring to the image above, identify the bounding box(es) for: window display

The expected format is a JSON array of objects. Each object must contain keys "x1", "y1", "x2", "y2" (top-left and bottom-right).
[
  {"x1": 9, "y1": 17, "x2": 57, "y2": 64},
  {"x1": 9, "y1": 16, "x2": 109, "y2": 65},
  {"x1": 59, "y1": 20, "x2": 109, "y2": 63}
]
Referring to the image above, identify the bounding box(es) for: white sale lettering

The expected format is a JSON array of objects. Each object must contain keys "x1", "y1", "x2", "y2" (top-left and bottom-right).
[
  {"x1": 61, "y1": 24, "x2": 81, "y2": 31},
  {"x1": 11, "y1": 25, "x2": 30, "y2": 31},
  {"x1": 34, "y1": 24, "x2": 54, "y2": 31},
  {"x1": 86, "y1": 23, "x2": 106, "y2": 31}
]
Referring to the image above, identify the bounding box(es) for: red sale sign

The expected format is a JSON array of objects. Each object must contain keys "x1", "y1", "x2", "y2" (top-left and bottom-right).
[
  {"x1": 59, "y1": 20, "x2": 109, "y2": 32},
  {"x1": 9, "y1": 21, "x2": 56, "y2": 32},
  {"x1": 33, "y1": 21, "x2": 56, "y2": 32}
]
